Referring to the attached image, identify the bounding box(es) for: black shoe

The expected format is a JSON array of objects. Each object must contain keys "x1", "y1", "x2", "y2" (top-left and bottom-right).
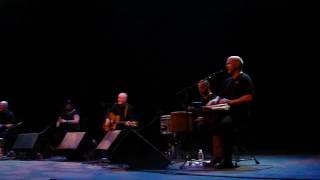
[
  {"x1": 204, "y1": 158, "x2": 222, "y2": 167},
  {"x1": 214, "y1": 159, "x2": 235, "y2": 169}
]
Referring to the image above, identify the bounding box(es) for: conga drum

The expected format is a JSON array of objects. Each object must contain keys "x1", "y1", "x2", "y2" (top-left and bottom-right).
[{"x1": 169, "y1": 111, "x2": 192, "y2": 132}]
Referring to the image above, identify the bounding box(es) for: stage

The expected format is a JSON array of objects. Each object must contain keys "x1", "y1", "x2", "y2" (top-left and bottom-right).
[{"x1": 1, "y1": 153, "x2": 320, "y2": 180}]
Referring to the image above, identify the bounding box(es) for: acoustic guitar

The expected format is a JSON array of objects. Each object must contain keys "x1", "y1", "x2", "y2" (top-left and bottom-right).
[{"x1": 103, "y1": 112, "x2": 138, "y2": 132}]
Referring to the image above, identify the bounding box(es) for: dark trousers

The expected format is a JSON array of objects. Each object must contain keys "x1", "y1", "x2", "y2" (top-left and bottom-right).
[
  {"x1": 0, "y1": 129, "x2": 14, "y2": 154},
  {"x1": 214, "y1": 115, "x2": 235, "y2": 162},
  {"x1": 193, "y1": 121, "x2": 212, "y2": 154}
]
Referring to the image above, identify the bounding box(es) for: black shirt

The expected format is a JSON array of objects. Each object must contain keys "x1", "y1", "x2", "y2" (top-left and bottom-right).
[
  {"x1": 0, "y1": 110, "x2": 16, "y2": 133},
  {"x1": 58, "y1": 109, "x2": 80, "y2": 131},
  {"x1": 107, "y1": 103, "x2": 136, "y2": 130},
  {"x1": 108, "y1": 103, "x2": 136, "y2": 122},
  {"x1": 220, "y1": 72, "x2": 255, "y2": 121}
]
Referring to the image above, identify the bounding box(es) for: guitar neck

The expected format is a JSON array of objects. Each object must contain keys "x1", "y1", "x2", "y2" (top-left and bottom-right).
[{"x1": 115, "y1": 121, "x2": 127, "y2": 124}]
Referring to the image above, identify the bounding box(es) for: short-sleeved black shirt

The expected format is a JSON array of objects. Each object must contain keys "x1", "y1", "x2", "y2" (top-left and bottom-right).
[
  {"x1": 58, "y1": 109, "x2": 80, "y2": 131},
  {"x1": 108, "y1": 103, "x2": 135, "y2": 122},
  {"x1": 107, "y1": 103, "x2": 136, "y2": 130},
  {"x1": 0, "y1": 110, "x2": 16, "y2": 133},
  {"x1": 220, "y1": 72, "x2": 255, "y2": 121}
]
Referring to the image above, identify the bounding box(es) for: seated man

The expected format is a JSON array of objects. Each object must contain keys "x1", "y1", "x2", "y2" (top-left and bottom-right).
[
  {"x1": 207, "y1": 56, "x2": 255, "y2": 168},
  {"x1": 103, "y1": 92, "x2": 138, "y2": 132},
  {"x1": 0, "y1": 101, "x2": 17, "y2": 156}
]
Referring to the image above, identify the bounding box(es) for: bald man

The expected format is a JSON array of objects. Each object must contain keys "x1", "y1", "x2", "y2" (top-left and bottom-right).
[
  {"x1": 0, "y1": 101, "x2": 16, "y2": 131},
  {"x1": 206, "y1": 56, "x2": 255, "y2": 168},
  {"x1": 0, "y1": 101, "x2": 17, "y2": 156},
  {"x1": 103, "y1": 92, "x2": 138, "y2": 131}
]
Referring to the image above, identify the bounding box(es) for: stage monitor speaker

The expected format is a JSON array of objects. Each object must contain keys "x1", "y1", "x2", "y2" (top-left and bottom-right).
[
  {"x1": 96, "y1": 130, "x2": 122, "y2": 151},
  {"x1": 12, "y1": 133, "x2": 39, "y2": 150},
  {"x1": 57, "y1": 132, "x2": 86, "y2": 150},
  {"x1": 11, "y1": 133, "x2": 46, "y2": 159},
  {"x1": 97, "y1": 129, "x2": 170, "y2": 169},
  {"x1": 57, "y1": 132, "x2": 95, "y2": 160}
]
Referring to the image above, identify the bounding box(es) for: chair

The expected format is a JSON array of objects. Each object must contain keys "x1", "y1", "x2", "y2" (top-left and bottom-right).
[{"x1": 232, "y1": 124, "x2": 260, "y2": 166}]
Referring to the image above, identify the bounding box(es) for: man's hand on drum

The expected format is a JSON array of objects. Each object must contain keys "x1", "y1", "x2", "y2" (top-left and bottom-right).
[
  {"x1": 207, "y1": 96, "x2": 220, "y2": 106},
  {"x1": 218, "y1": 98, "x2": 231, "y2": 104}
]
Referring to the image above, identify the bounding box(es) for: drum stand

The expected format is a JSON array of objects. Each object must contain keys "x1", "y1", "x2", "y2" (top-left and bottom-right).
[
  {"x1": 180, "y1": 111, "x2": 210, "y2": 169},
  {"x1": 165, "y1": 132, "x2": 183, "y2": 161}
]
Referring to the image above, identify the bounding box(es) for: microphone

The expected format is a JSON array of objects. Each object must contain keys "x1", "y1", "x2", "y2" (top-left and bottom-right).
[{"x1": 205, "y1": 69, "x2": 225, "y2": 80}]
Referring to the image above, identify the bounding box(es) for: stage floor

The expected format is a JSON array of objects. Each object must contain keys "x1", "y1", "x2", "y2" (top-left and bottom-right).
[{"x1": 0, "y1": 153, "x2": 320, "y2": 180}]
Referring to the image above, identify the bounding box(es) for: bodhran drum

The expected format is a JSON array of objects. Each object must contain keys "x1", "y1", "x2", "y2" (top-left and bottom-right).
[
  {"x1": 160, "y1": 115, "x2": 172, "y2": 135},
  {"x1": 169, "y1": 111, "x2": 192, "y2": 132}
]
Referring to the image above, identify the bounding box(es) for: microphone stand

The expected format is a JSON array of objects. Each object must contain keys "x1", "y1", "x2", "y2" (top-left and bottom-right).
[
  {"x1": 204, "y1": 69, "x2": 224, "y2": 81},
  {"x1": 175, "y1": 69, "x2": 224, "y2": 110}
]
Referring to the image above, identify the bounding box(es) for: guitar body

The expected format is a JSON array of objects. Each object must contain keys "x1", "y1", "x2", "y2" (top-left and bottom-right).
[
  {"x1": 103, "y1": 112, "x2": 138, "y2": 132},
  {"x1": 103, "y1": 112, "x2": 121, "y2": 132}
]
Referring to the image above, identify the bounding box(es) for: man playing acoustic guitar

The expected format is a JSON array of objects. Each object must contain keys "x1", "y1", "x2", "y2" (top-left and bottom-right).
[{"x1": 103, "y1": 92, "x2": 138, "y2": 132}]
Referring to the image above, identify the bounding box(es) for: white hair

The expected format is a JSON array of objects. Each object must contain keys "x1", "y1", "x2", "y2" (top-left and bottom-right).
[
  {"x1": 227, "y1": 56, "x2": 244, "y2": 70},
  {"x1": 0, "y1": 101, "x2": 8, "y2": 109},
  {"x1": 118, "y1": 92, "x2": 128, "y2": 98}
]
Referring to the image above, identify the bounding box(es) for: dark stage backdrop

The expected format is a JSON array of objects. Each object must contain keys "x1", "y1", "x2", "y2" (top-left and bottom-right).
[{"x1": 1, "y1": 0, "x2": 318, "y2": 151}]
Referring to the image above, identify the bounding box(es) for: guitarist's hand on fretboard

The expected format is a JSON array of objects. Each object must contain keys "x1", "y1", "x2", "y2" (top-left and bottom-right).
[{"x1": 124, "y1": 121, "x2": 138, "y2": 128}]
